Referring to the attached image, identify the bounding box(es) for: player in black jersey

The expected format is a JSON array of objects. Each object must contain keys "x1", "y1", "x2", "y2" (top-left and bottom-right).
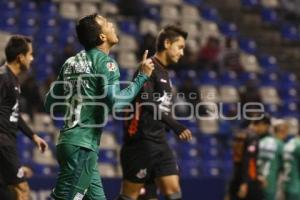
[
  {"x1": 0, "y1": 35, "x2": 48, "y2": 200},
  {"x1": 228, "y1": 115, "x2": 271, "y2": 200},
  {"x1": 115, "y1": 26, "x2": 192, "y2": 200}
]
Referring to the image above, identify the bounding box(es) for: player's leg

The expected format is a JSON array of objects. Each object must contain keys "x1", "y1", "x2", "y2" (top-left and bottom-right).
[
  {"x1": 138, "y1": 182, "x2": 158, "y2": 200},
  {"x1": 0, "y1": 145, "x2": 29, "y2": 200},
  {"x1": 51, "y1": 144, "x2": 98, "y2": 200},
  {"x1": 154, "y1": 144, "x2": 181, "y2": 200},
  {"x1": 116, "y1": 144, "x2": 150, "y2": 200},
  {"x1": 83, "y1": 165, "x2": 106, "y2": 200},
  {"x1": 117, "y1": 180, "x2": 145, "y2": 200},
  {"x1": 155, "y1": 175, "x2": 181, "y2": 200}
]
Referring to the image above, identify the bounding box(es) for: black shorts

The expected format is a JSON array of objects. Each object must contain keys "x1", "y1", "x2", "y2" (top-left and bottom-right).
[
  {"x1": 121, "y1": 140, "x2": 178, "y2": 183},
  {"x1": 0, "y1": 145, "x2": 25, "y2": 185}
]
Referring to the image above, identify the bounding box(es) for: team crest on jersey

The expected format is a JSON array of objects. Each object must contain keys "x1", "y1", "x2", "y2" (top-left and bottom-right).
[
  {"x1": 248, "y1": 145, "x2": 256, "y2": 152},
  {"x1": 136, "y1": 168, "x2": 147, "y2": 179},
  {"x1": 106, "y1": 62, "x2": 117, "y2": 72},
  {"x1": 16, "y1": 167, "x2": 24, "y2": 178}
]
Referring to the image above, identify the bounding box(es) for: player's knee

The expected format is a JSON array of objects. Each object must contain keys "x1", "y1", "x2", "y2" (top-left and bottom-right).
[
  {"x1": 115, "y1": 194, "x2": 135, "y2": 200},
  {"x1": 161, "y1": 184, "x2": 180, "y2": 196},
  {"x1": 164, "y1": 192, "x2": 182, "y2": 200}
]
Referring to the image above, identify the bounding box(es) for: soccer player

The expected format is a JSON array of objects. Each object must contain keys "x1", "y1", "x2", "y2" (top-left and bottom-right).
[
  {"x1": 45, "y1": 14, "x2": 154, "y2": 200},
  {"x1": 229, "y1": 115, "x2": 270, "y2": 200},
  {"x1": 116, "y1": 25, "x2": 192, "y2": 200},
  {"x1": 282, "y1": 131, "x2": 300, "y2": 200},
  {"x1": 0, "y1": 35, "x2": 48, "y2": 200},
  {"x1": 257, "y1": 119, "x2": 285, "y2": 200}
]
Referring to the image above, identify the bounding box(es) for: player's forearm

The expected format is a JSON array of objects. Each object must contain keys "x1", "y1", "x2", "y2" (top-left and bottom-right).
[
  {"x1": 161, "y1": 113, "x2": 186, "y2": 135},
  {"x1": 108, "y1": 73, "x2": 148, "y2": 110},
  {"x1": 18, "y1": 116, "x2": 34, "y2": 140}
]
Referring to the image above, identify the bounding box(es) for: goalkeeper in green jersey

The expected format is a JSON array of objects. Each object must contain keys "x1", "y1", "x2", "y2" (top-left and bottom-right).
[
  {"x1": 283, "y1": 132, "x2": 300, "y2": 200},
  {"x1": 257, "y1": 119, "x2": 287, "y2": 200},
  {"x1": 45, "y1": 14, "x2": 154, "y2": 200}
]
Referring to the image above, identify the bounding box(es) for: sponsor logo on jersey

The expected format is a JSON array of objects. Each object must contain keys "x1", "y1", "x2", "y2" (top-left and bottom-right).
[
  {"x1": 73, "y1": 192, "x2": 84, "y2": 200},
  {"x1": 136, "y1": 168, "x2": 147, "y2": 179},
  {"x1": 106, "y1": 62, "x2": 117, "y2": 72},
  {"x1": 160, "y1": 78, "x2": 167, "y2": 83}
]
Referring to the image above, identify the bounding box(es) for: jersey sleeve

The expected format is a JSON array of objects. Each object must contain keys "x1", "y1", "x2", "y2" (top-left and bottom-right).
[
  {"x1": 96, "y1": 58, "x2": 149, "y2": 111},
  {"x1": 0, "y1": 75, "x2": 7, "y2": 105}
]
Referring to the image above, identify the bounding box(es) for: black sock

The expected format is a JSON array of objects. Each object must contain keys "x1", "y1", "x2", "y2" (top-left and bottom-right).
[{"x1": 165, "y1": 192, "x2": 182, "y2": 200}]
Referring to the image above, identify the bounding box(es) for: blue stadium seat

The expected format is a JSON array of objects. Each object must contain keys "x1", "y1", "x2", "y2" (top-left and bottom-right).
[
  {"x1": 201, "y1": 161, "x2": 222, "y2": 177},
  {"x1": 260, "y1": 72, "x2": 279, "y2": 86},
  {"x1": 219, "y1": 71, "x2": 239, "y2": 86},
  {"x1": 219, "y1": 22, "x2": 239, "y2": 38},
  {"x1": 98, "y1": 149, "x2": 118, "y2": 164},
  {"x1": 261, "y1": 8, "x2": 278, "y2": 25},
  {"x1": 199, "y1": 70, "x2": 218, "y2": 85},
  {"x1": 180, "y1": 144, "x2": 200, "y2": 161},
  {"x1": 201, "y1": 7, "x2": 220, "y2": 22},
  {"x1": 179, "y1": 160, "x2": 201, "y2": 178},
  {"x1": 281, "y1": 24, "x2": 300, "y2": 41},
  {"x1": 280, "y1": 101, "x2": 299, "y2": 117},
  {"x1": 16, "y1": 133, "x2": 34, "y2": 162},
  {"x1": 144, "y1": 6, "x2": 160, "y2": 21},
  {"x1": 279, "y1": 87, "x2": 298, "y2": 101},
  {"x1": 239, "y1": 38, "x2": 257, "y2": 54},
  {"x1": 259, "y1": 55, "x2": 279, "y2": 71},
  {"x1": 238, "y1": 71, "x2": 258, "y2": 84},
  {"x1": 280, "y1": 72, "x2": 298, "y2": 88},
  {"x1": 0, "y1": 16, "x2": 18, "y2": 33},
  {"x1": 20, "y1": 1, "x2": 37, "y2": 14},
  {"x1": 31, "y1": 163, "x2": 59, "y2": 176},
  {"x1": 241, "y1": 0, "x2": 259, "y2": 8},
  {"x1": 39, "y1": 1, "x2": 58, "y2": 18},
  {"x1": 183, "y1": 0, "x2": 203, "y2": 6},
  {"x1": 119, "y1": 20, "x2": 139, "y2": 36},
  {"x1": 0, "y1": 1, "x2": 17, "y2": 16}
]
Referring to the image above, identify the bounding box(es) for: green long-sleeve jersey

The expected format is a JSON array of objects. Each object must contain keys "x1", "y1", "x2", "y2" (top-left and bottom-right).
[
  {"x1": 45, "y1": 48, "x2": 148, "y2": 152},
  {"x1": 283, "y1": 137, "x2": 300, "y2": 195},
  {"x1": 257, "y1": 135, "x2": 283, "y2": 195}
]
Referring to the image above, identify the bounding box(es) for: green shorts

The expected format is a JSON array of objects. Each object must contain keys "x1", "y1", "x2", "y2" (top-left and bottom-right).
[{"x1": 51, "y1": 144, "x2": 106, "y2": 200}]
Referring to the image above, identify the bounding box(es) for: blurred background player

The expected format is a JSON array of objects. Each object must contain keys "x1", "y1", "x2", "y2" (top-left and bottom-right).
[
  {"x1": 0, "y1": 35, "x2": 48, "y2": 200},
  {"x1": 116, "y1": 25, "x2": 192, "y2": 200},
  {"x1": 45, "y1": 14, "x2": 154, "y2": 200},
  {"x1": 282, "y1": 129, "x2": 300, "y2": 200},
  {"x1": 228, "y1": 114, "x2": 270, "y2": 200},
  {"x1": 256, "y1": 118, "x2": 286, "y2": 200},
  {"x1": 272, "y1": 119, "x2": 289, "y2": 200}
]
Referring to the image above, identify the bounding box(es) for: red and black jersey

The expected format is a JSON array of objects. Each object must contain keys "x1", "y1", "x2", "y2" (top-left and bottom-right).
[
  {"x1": 124, "y1": 57, "x2": 186, "y2": 144},
  {"x1": 231, "y1": 128, "x2": 261, "y2": 185},
  {"x1": 0, "y1": 64, "x2": 34, "y2": 146}
]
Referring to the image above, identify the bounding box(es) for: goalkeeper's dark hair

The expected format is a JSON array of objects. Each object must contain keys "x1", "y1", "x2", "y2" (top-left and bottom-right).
[
  {"x1": 76, "y1": 13, "x2": 103, "y2": 50},
  {"x1": 5, "y1": 35, "x2": 32, "y2": 63},
  {"x1": 156, "y1": 25, "x2": 188, "y2": 52}
]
